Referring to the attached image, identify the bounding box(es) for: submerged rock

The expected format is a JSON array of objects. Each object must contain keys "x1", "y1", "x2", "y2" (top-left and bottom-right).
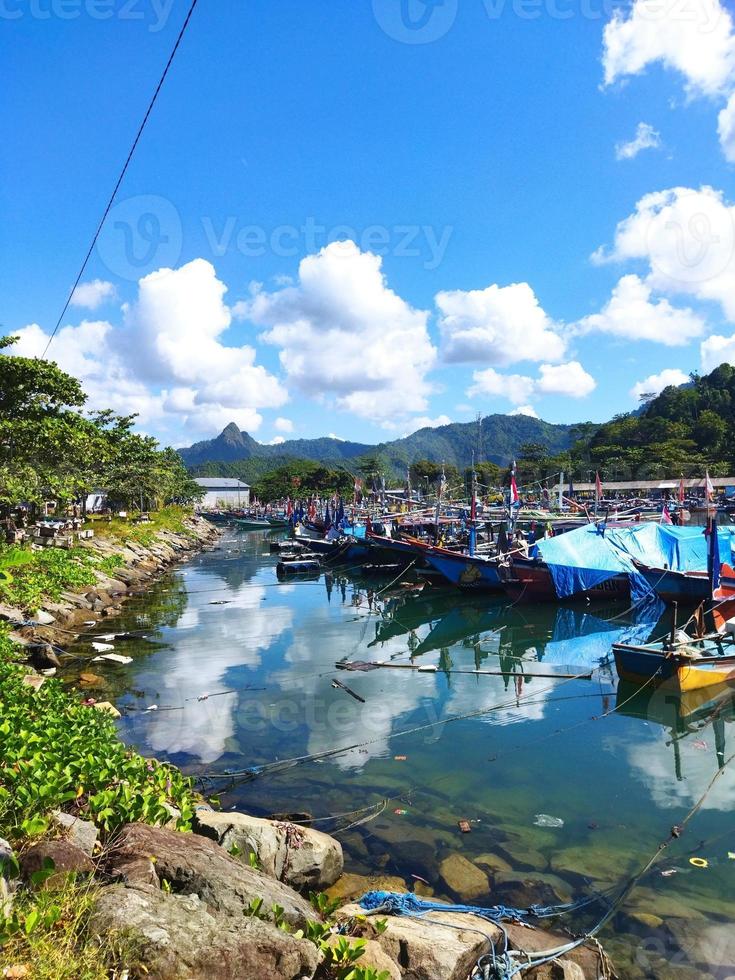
[
  {"x1": 325, "y1": 872, "x2": 408, "y2": 904},
  {"x1": 91, "y1": 884, "x2": 320, "y2": 980},
  {"x1": 439, "y1": 852, "x2": 489, "y2": 902},
  {"x1": 193, "y1": 808, "x2": 343, "y2": 892}
]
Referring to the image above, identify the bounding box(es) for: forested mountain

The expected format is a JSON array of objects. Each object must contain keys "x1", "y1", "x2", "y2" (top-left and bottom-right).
[
  {"x1": 572, "y1": 366, "x2": 735, "y2": 479},
  {"x1": 180, "y1": 414, "x2": 577, "y2": 477}
]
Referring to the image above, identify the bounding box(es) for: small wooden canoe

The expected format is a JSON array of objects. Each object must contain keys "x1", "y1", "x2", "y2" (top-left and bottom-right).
[{"x1": 612, "y1": 637, "x2": 735, "y2": 692}]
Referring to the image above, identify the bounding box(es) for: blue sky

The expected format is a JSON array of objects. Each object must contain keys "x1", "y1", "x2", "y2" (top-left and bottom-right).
[{"x1": 4, "y1": 0, "x2": 735, "y2": 447}]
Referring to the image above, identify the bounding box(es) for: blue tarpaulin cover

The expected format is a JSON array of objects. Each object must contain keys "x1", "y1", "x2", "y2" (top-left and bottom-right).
[{"x1": 536, "y1": 523, "x2": 735, "y2": 599}]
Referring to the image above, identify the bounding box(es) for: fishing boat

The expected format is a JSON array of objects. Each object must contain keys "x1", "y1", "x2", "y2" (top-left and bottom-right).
[
  {"x1": 234, "y1": 516, "x2": 272, "y2": 529},
  {"x1": 612, "y1": 636, "x2": 735, "y2": 692},
  {"x1": 500, "y1": 558, "x2": 630, "y2": 602},
  {"x1": 412, "y1": 541, "x2": 503, "y2": 591},
  {"x1": 631, "y1": 560, "x2": 735, "y2": 604}
]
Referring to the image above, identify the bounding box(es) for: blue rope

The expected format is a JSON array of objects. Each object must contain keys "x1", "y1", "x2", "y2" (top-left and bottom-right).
[{"x1": 358, "y1": 890, "x2": 588, "y2": 924}]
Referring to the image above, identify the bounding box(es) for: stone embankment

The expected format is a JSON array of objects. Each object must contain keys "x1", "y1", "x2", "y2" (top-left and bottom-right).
[{"x1": 0, "y1": 515, "x2": 219, "y2": 660}]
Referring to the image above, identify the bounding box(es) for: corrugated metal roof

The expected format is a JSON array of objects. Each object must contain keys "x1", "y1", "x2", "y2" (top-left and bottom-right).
[{"x1": 194, "y1": 478, "x2": 250, "y2": 489}]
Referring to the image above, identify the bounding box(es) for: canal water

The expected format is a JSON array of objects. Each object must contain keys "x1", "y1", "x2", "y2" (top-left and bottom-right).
[{"x1": 67, "y1": 529, "x2": 735, "y2": 978}]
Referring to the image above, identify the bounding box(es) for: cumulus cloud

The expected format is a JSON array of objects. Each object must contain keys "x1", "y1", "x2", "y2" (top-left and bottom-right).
[
  {"x1": 239, "y1": 241, "x2": 436, "y2": 423},
  {"x1": 70, "y1": 279, "x2": 117, "y2": 310},
  {"x1": 615, "y1": 121, "x2": 662, "y2": 160},
  {"x1": 592, "y1": 186, "x2": 735, "y2": 321},
  {"x1": 408, "y1": 414, "x2": 452, "y2": 430},
  {"x1": 267, "y1": 436, "x2": 286, "y2": 445},
  {"x1": 14, "y1": 260, "x2": 287, "y2": 442},
  {"x1": 577, "y1": 274, "x2": 707, "y2": 345},
  {"x1": 629, "y1": 367, "x2": 689, "y2": 401},
  {"x1": 437, "y1": 282, "x2": 566, "y2": 366},
  {"x1": 274, "y1": 417, "x2": 294, "y2": 433},
  {"x1": 509, "y1": 405, "x2": 539, "y2": 418},
  {"x1": 718, "y1": 92, "x2": 735, "y2": 161},
  {"x1": 602, "y1": 0, "x2": 735, "y2": 95},
  {"x1": 701, "y1": 331, "x2": 735, "y2": 370},
  {"x1": 468, "y1": 361, "x2": 596, "y2": 405},
  {"x1": 602, "y1": 0, "x2": 735, "y2": 158}
]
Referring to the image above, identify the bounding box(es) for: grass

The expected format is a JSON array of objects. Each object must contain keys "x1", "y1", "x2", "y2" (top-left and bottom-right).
[
  {"x1": 87, "y1": 505, "x2": 196, "y2": 547},
  {"x1": 0, "y1": 878, "x2": 135, "y2": 980}
]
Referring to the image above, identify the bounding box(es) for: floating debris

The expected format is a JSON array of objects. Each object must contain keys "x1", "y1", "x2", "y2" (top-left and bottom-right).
[
  {"x1": 457, "y1": 819, "x2": 472, "y2": 834},
  {"x1": 534, "y1": 813, "x2": 564, "y2": 828},
  {"x1": 394, "y1": 755, "x2": 407, "y2": 761},
  {"x1": 91, "y1": 641, "x2": 114, "y2": 653},
  {"x1": 92, "y1": 653, "x2": 133, "y2": 665},
  {"x1": 331, "y1": 678, "x2": 366, "y2": 703},
  {"x1": 689, "y1": 857, "x2": 709, "y2": 869}
]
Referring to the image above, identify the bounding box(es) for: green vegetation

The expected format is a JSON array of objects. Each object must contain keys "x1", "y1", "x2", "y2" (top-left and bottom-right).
[
  {"x1": 0, "y1": 336, "x2": 203, "y2": 512},
  {"x1": 0, "y1": 628, "x2": 197, "y2": 837},
  {"x1": 252, "y1": 459, "x2": 355, "y2": 501}
]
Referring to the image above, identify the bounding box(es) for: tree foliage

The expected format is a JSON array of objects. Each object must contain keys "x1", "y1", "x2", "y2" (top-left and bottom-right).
[{"x1": 0, "y1": 338, "x2": 204, "y2": 509}]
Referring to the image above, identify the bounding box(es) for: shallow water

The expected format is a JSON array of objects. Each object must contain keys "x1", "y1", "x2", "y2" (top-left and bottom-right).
[{"x1": 67, "y1": 529, "x2": 735, "y2": 978}]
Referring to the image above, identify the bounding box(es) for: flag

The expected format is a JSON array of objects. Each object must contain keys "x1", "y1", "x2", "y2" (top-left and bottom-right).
[
  {"x1": 705, "y1": 470, "x2": 714, "y2": 502},
  {"x1": 510, "y1": 460, "x2": 519, "y2": 504},
  {"x1": 707, "y1": 516, "x2": 721, "y2": 595},
  {"x1": 286, "y1": 497, "x2": 293, "y2": 518},
  {"x1": 324, "y1": 502, "x2": 332, "y2": 530},
  {"x1": 661, "y1": 504, "x2": 672, "y2": 525},
  {"x1": 595, "y1": 472, "x2": 603, "y2": 501},
  {"x1": 678, "y1": 475, "x2": 685, "y2": 504},
  {"x1": 568, "y1": 474, "x2": 574, "y2": 499}
]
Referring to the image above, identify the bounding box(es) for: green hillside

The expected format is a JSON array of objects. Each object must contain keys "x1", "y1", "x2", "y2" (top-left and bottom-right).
[{"x1": 179, "y1": 413, "x2": 578, "y2": 479}]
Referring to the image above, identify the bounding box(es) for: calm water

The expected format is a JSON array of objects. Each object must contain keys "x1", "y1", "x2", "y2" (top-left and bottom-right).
[{"x1": 67, "y1": 529, "x2": 735, "y2": 978}]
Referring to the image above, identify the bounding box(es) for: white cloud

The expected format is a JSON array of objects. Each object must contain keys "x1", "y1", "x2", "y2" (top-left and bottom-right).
[
  {"x1": 468, "y1": 367, "x2": 535, "y2": 405},
  {"x1": 602, "y1": 0, "x2": 735, "y2": 96},
  {"x1": 718, "y1": 91, "x2": 735, "y2": 161},
  {"x1": 577, "y1": 274, "x2": 707, "y2": 345},
  {"x1": 602, "y1": 0, "x2": 735, "y2": 159},
  {"x1": 14, "y1": 259, "x2": 288, "y2": 442},
  {"x1": 274, "y1": 416, "x2": 294, "y2": 433},
  {"x1": 437, "y1": 282, "x2": 566, "y2": 366},
  {"x1": 629, "y1": 367, "x2": 689, "y2": 401},
  {"x1": 701, "y1": 331, "x2": 735, "y2": 370},
  {"x1": 409, "y1": 414, "x2": 452, "y2": 430},
  {"x1": 468, "y1": 361, "x2": 595, "y2": 404},
  {"x1": 615, "y1": 121, "x2": 662, "y2": 160},
  {"x1": 509, "y1": 405, "x2": 539, "y2": 418},
  {"x1": 267, "y1": 436, "x2": 286, "y2": 445},
  {"x1": 70, "y1": 279, "x2": 116, "y2": 310},
  {"x1": 240, "y1": 241, "x2": 436, "y2": 423},
  {"x1": 592, "y1": 187, "x2": 735, "y2": 321}
]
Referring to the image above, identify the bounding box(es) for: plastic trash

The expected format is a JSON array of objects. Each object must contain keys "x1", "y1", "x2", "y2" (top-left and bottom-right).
[
  {"x1": 91, "y1": 642, "x2": 114, "y2": 653},
  {"x1": 534, "y1": 813, "x2": 564, "y2": 828},
  {"x1": 92, "y1": 654, "x2": 133, "y2": 665},
  {"x1": 689, "y1": 857, "x2": 708, "y2": 869}
]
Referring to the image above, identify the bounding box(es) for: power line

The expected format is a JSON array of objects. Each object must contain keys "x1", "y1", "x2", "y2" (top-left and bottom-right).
[{"x1": 42, "y1": 0, "x2": 200, "y2": 359}]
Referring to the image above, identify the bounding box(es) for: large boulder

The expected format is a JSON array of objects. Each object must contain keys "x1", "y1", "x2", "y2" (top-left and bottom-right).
[
  {"x1": 336, "y1": 901, "x2": 500, "y2": 980},
  {"x1": 105, "y1": 823, "x2": 314, "y2": 927},
  {"x1": 194, "y1": 808, "x2": 343, "y2": 892},
  {"x1": 50, "y1": 810, "x2": 99, "y2": 857},
  {"x1": 326, "y1": 872, "x2": 408, "y2": 904},
  {"x1": 21, "y1": 839, "x2": 93, "y2": 888},
  {"x1": 91, "y1": 884, "x2": 320, "y2": 980}
]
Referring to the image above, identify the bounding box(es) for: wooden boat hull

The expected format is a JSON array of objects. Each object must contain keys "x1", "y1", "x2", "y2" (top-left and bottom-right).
[
  {"x1": 613, "y1": 643, "x2": 735, "y2": 692},
  {"x1": 634, "y1": 564, "x2": 710, "y2": 604},
  {"x1": 419, "y1": 549, "x2": 503, "y2": 591},
  {"x1": 502, "y1": 561, "x2": 630, "y2": 602}
]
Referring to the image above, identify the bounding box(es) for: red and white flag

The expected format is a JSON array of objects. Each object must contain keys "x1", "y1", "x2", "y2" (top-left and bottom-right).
[
  {"x1": 678, "y1": 476, "x2": 685, "y2": 504},
  {"x1": 705, "y1": 470, "x2": 714, "y2": 502},
  {"x1": 510, "y1": 460, "x2": 519, "y2": 504},
  {"x1": 595, "y1": 471, "x2": 603, "y2": 501},
  {"x1": 661, "y1": 504, "x2": 672, "y2": 525}
]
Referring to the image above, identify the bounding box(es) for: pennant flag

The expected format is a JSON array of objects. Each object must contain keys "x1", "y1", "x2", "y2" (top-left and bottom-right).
[
  {"x1": 707, "y1": 516, "x2": 721, "y2": 595},
  {"x1": 705, "y1": 470, "x2": 714, "y2": 502},
  {"x1": 595, "y1": 471, "x2": 603, "y2": 500},
  {"x1": 678, "y1": 475, "x2": 685, "y2": 504},
  {"x1": 510, "y1": 460, "x2": 519, "y2": 504},
  {"x1": 661, "y1": 503, "x2": 672, "y2": 525}
]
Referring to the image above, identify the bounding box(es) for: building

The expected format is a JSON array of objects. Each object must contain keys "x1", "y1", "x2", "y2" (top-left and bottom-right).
[
  {"x1": 194, "y1": 478, "x2": 250, "y2": 509},
  {"x1": 551, "y1": 477, "x2": 735, "y2": 499}
]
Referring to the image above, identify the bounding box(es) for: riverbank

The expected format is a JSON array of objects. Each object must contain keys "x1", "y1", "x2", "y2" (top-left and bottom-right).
[{"x1": 0, "y1": 517, "x2": 608, "y2": 979}]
